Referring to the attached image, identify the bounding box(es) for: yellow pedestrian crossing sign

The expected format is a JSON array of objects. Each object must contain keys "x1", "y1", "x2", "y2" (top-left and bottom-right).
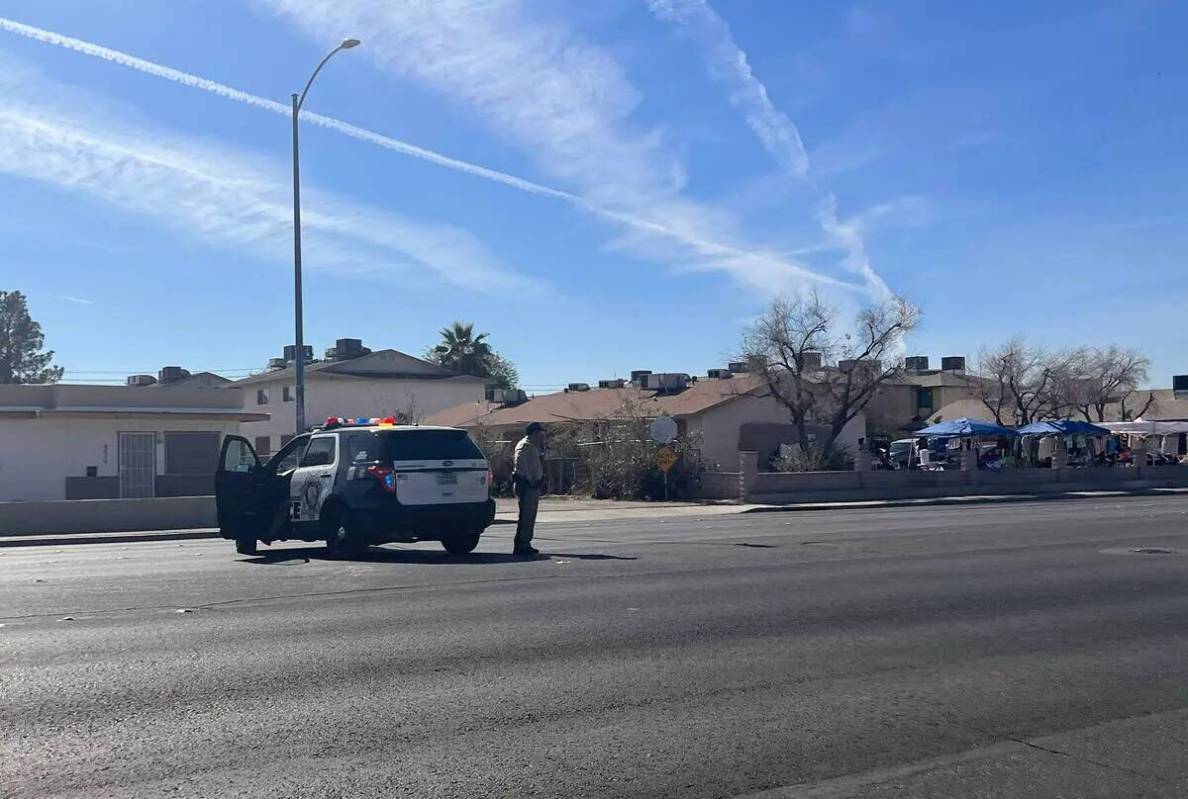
[{"x1": 656, "y1": 445, "x2": 678, "y2": 473}]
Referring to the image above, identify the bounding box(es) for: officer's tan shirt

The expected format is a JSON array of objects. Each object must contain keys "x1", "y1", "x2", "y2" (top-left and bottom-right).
[{"x1": 513, "y1": 437, "x2": 544, "y2": 484}]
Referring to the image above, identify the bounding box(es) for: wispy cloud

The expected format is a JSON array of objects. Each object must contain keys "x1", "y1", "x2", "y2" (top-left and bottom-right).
[
  {"x1": 648, "y1": 0, "x2": 919, "y2": 299},
  {"x1": 646, "y1": 0, "x2": 810, "y2": 179},
  {"x1": 257, "y1": 0, "x2": 861, "y2": 296},
  {"x1": 0, "y1": 57, "x2": 535, "y2": 295},
  {"x1": 0, "y1": 13, "x2": 856, "y2": 297},
  {"x1": 53, "y1": 294, "x2": 94, "y2": 305}
]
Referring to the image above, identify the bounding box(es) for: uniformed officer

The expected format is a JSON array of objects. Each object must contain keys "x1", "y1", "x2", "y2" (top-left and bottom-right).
[{"x1": 512, "y1": 422, "x2": 547, "y2": 556}]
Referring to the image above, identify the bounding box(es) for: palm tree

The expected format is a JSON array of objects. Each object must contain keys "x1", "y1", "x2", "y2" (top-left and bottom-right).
[{"x1": 430, "y1": 322, "x2": 494, "y2": 377}]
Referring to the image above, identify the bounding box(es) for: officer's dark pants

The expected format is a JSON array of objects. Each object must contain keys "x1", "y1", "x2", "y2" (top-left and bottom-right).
[{"x1": 515, "y1": 486, "x2": 541, "y2": 550}]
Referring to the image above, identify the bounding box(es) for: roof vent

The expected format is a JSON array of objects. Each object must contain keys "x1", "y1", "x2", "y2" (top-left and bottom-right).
[
  {"x1": 157, "y1": 366, "x2": 191, "y2": 385},
  {"x1": 126, "y1": 374, "x2": 157, "y2": 387},
  {"x1": 941, "y1": 356, "x2": 966, "y2": 372},
  {"x1": 707, "y1": 368, "x2": 732, "y2": 379},
  {"x1": 598, "y1": 378, "x2": 626, "y2": 389},
  {"x1": 566, "y1": 382, "x2": 591, "y2": 392}
]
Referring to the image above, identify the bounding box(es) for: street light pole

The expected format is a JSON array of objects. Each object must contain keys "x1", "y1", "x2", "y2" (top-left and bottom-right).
[{"x1": 291, "y1": 38, "x2": 360, "y2": 435}]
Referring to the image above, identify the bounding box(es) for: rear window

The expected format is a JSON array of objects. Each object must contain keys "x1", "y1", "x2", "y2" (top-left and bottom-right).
[{"x1": 379, "y1": 429, "x2": 483, "y2": 461}]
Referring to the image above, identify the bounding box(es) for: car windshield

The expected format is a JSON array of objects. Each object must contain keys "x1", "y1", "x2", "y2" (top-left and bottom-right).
[{"x1": 379, "y1": 429, "x2": 483, "y2": 461}]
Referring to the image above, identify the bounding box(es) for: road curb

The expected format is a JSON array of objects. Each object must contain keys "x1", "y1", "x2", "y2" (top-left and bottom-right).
[
  {"x1": 741, "y1": 488, "x2": 1188, "y2": 513},
  {"x1": 0, "y1": 530, "x2": 222, "y2": 548}
]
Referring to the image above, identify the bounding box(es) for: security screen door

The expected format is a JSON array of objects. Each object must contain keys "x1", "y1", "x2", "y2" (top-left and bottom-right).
[{"x1": 118, "y1": 432, "x2": 156, "y2": 498}]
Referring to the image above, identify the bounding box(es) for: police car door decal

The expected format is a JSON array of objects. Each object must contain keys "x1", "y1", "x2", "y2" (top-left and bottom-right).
[{"x1": 289, "y1": 437, "x2": 337, "y2": 522}]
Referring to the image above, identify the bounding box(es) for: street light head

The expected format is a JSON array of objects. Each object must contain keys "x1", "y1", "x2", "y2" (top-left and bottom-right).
[{"x1": 340, "y1": 38, "x2": 361, "y2": 49}]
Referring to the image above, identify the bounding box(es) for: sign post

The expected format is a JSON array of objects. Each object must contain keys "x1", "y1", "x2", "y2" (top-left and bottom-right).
[
  {"x1": 655, "y1": 445, "x2": 677, "y2": 501},
  {"x1": 651, "y1": 416, "x2": 679, "y2": 501}
]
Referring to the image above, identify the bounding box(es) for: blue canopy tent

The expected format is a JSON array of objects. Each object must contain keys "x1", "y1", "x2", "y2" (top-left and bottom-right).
[
  {"x1": 1016, "y1": 420, "x2": 1111, "y2": 437},
  {"x1": 914, "y1": 418, "x2": 1019, "y2": 438}
]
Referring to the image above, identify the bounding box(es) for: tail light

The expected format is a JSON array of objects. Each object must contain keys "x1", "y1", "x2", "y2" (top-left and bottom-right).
[{"x1": 366, "y1": 465, "x2": 397, "y2": 493}]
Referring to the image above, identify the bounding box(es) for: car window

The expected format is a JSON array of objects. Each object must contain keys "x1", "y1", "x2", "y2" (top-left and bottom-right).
[
  {"x1": 348, "y1": 433, "x2": 377, "y2": 462},
  {"x1": 268, "y1": 435, "x2": 309, "y2": 474},
  {"x1": 379, "y1": 429, "x2": 483, "y2": 461},
  {"x1": 300, "y1": 437, "x2": 337, "y2": 467},
  {"x1": 221, "y1": 437, "x2": 259, "y2": 473}
]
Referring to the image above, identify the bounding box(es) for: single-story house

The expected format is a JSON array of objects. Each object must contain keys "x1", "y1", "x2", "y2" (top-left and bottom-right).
[
  {"x1": 0, "y1": 383, "x2": 266, "y2": 501},
  {"x1": 425, "y1": 374, "x2": 866, "y2": 471},
  {"x1": 235, "y1": 341, "x2": 487, "y2": 457}
]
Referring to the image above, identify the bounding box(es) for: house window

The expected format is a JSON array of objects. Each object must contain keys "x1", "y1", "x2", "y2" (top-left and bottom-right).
[
  {"x1": 916, "y1": 387, "x2": 934, "y2": 411},
  {"x1": 164, "y1": 432, "x2": 220, "y2": 475},
  {"x1": 283, "y1": 385, "x2": 294, "y2": 402},
  {"x1": 254, "y1": 436, "x2": 272, "y2": 457},
  {"x1": 257, "y1": 389, "x2": 270, "y2": 405}
]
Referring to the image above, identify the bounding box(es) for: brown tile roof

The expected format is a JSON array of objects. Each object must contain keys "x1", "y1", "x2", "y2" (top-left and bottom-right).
[{"x1": 424, "y1": 375, "x2": 767, "y2": 429}]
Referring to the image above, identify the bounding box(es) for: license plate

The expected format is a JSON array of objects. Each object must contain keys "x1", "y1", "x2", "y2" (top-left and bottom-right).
[{"x1": 436, "y1": 472, "x2": 457, "y2": 485}]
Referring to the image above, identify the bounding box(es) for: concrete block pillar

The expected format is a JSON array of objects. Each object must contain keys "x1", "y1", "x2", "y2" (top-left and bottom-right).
[
  {"x1": 960, "y1": 447, "x2": 977, "y2": 472},
  {"x1": 739, "y1": 451, "x2": 758, "y2": 501},
  {"x1": 854, "y1": 440, "x2": 869, "y2": 472},
  {"x1": 1051, "y1": 439, "x2": 1067, "y2": 470}
]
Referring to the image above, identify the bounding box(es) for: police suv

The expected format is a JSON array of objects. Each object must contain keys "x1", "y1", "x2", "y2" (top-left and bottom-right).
[{"x1": 215, "y1": 418, "x2": 496, "y2": 557}]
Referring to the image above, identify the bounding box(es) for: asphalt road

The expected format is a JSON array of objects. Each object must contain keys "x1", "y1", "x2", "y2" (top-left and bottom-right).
[{"x1": 4, "y1": 496, "x2": 1188, "y2": 798}]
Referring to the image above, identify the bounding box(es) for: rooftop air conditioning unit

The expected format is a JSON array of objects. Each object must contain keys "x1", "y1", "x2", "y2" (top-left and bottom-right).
[
  {"x1": 644, "y1": 373, "x2": 689, "y2": 392},
  {"x1": 1173, "y1": 374, "x2": 1188, "y2": 399},
  {"x1": 598, "y1": 378, "x2": 626, "y2": 389},
  {"x1": 904, "y1": 356, "x2": 930, "y2": 372},
  {"x1": 266, "y1": 358, "x2": 287, "y2": 371},
  {"x1": 325, "y1": 338, "x2": 371, "y2": 361},
  {"x1": 283, "y1": 344, "x2": 314, "y2": 363},
  {"x1": 706, "y1": 369, "x2": 732, "y2": 379},
  {"x1": 802, "y1": 351, "x2": 823, "y2": 370},
  {"x1": 728, "y1": 360, "x2": 752, "y2": 373},
  {"x1": 157, "y1": 366, "x2": 190, "y2": 384},
  {"x1": 566, "y1": 382, "x2": 591, "y2": 392},
  {"x1": 126, "y1": 374, "x2": 157, "y2": 387},
  {"x1": 941, "y1": 356, "x2": 966, "y2": 372},
  {"x1": 490, "y1": 388, "x2": 528, "y2": 405}
]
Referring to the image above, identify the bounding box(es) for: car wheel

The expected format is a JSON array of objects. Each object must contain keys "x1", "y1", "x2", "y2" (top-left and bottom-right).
[
  {"x1": 235, "y1": 535, "x2": 257, "y2": 556},
  {"x1": 441, "y1": 532, "x2": 481, "y2": 556},
  {"x1": 324, "y1": 510, "x2": 365, "y2": 558}
]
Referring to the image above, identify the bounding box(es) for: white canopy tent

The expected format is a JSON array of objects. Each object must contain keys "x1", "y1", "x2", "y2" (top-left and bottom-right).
[
  {"x1": 1096, "y1": 420, "x2": 1188, "y2": 435},
  {"x1": 1096, "y1": 419, "x2": 1188, "y2": 458}
]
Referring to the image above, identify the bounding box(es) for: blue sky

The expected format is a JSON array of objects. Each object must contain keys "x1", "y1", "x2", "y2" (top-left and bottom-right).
[{"x1": 0, "y1": 0, "x2": 1184, "y2": 390}]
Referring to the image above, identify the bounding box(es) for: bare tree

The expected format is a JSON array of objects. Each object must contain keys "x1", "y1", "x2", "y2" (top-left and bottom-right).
[
  {"x1": 970, "y1": 340, "x2": 1155, "y2": 425},
  {"x1": 742, "y1": 290, "x2": 920, "y2": 465},
  {"x1": 965, "y1": 338, "x2": 1069, "y2": 426},
  {"x1": 1058, "y1": 345, "x2": 1154, "y2": 422}
]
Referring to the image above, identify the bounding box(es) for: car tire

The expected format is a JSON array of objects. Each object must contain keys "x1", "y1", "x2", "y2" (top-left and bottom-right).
[
  {"x1": 441, "y1": 532, "x2": 481, "y2": 556},
  {"x1": 324, "y1": 508, "x2": 365, "y2": 558},
  {"x1": 235, "y1": 535, "x2": 257, "y2": 556}
]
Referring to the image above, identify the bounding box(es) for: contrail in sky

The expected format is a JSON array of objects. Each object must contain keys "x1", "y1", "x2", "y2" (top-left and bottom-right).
[
  {"x1": 0, "y1": 16, "x2": 572, "y2": 201},
  {"x1": 0, "y1": 14, "x2": 853, "y2": 291}
]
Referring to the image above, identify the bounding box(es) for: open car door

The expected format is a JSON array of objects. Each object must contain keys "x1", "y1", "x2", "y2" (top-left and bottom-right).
[{"x1": 215, "y1": 435, "x2": 267, "y2": 542}]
